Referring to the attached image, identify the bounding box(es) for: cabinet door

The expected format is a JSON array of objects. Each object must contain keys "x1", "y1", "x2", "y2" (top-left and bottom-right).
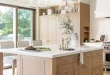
[
  {"x1": 57, "y1": 63, "x2": 75, "y2": 75},
  {"x1": 80, "y1": 59, "x2": 91, "y2": 75},
  {"x1": 40, "y1": 16, "x2": 49, "y2": 45},
  {"x1": 17, "y1": 55, "x2": 45, "y2": 75},
  {"x1": 48, "y1": 16, "x2": 57, "y2": 44},
  {"x1": 92, "y1": 66, "x2": 101, "y2": 75},
  {"x1": 40, "y1": 16, "x2": 57, "y2": 45}
]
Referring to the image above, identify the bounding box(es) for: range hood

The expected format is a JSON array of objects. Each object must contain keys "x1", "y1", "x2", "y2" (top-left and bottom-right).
[{"x1": 95, "y1": 0, "x2": 110, "y2": 18}]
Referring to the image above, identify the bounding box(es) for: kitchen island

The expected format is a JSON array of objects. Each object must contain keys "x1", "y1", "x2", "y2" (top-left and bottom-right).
[{"x1": 0, "y1": 46, "x2": 103, "y2": 75}]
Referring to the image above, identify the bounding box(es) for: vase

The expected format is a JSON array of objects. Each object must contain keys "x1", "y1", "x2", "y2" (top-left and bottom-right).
[
  {"x1": 47, "y1": 8, "x2": 53, "y2": 15},
  {"x1": 69, "y1": 33, "x2": 79, "y2": 48},
  {"x1": 43, "y1": 13, "x2": 46, "y2": 15},
  {"x1": 61, "y1": 10, "x2": 66, "y2": 14}
]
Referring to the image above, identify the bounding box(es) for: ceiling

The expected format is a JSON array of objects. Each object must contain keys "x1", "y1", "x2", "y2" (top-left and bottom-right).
[{"x1": 0, "y1": 0, "x2": 90, "y2": 8}]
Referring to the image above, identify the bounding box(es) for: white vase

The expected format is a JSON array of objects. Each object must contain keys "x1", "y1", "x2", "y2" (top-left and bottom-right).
[
  {"x1": 43, "y1": 13, "x2": 46, "y2": 15},
  {"x1": 69, "y1": 33, "x2": 79, "y2": 48},
  {"x1": 61, "y1": 10, "x2": 66, "y2": 14},
  {"x1": 47, "y1": 8, "x2": 52, "y2": 15}
]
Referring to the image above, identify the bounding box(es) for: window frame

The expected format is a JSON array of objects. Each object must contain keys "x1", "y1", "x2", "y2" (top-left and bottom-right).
[{"x1": 0, "y1": 3, "x2": 36, "y2": 47}]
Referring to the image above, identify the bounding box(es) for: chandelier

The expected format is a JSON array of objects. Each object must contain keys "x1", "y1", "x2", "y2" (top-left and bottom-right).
[
  {"x1": 29, "y1": 0, "x2": 49, "y2": 8},
  {"x1": 59, "y1": 0, "x2": 76, "y2": 13}
]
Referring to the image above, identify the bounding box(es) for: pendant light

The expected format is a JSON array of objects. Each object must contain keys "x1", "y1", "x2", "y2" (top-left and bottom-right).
[
  {"x1": 29, "y1": 0, "x2": 49, "y2": 8},
  {"x1": 59, "y1": 0, "x2": 75, "y2": 13}
]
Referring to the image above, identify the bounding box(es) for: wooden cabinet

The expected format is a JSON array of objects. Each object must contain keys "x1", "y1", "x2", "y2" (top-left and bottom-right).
[
  {"x1": 57, "y1": 63, "x2": 75, "y2": 75},
  {"x1": 38, "y1": 2, "x2": 90, "y2": 45},
  {"x1": 92, "y1": 66, "x2": 101, "y2": 75},
  {"x1": 80, "y1": 59, "x2": 91, "y2": 75},
  {"x1": 75, "y1": 50, "x2": 103, "y2": 75},
  {"x1": 91, "y1": 50, "x2": 103, "y2": 75},
  {"x1": 56, "y1": 55, "x2": 75, "y2": 66},
  {"x1": 75, "y1": 52, "x2": 91, "y2": 75},
  {"x1": 17, "y1": 50, "x2": 103, "y2": 75},
  {"x1": 56, "y1": 55, "x2": 75, "y2": 75}
]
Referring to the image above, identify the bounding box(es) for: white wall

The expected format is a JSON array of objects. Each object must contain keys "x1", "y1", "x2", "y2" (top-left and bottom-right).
[
  {"x1": 90, "y1": 0, "x2": 110, "y2": 41},
  {"x1": 0, "y1": 0, "x2": 32, "y2": 8},
  {"x1": 80, "y1": 0, "x2": 90, "y2": 4}
]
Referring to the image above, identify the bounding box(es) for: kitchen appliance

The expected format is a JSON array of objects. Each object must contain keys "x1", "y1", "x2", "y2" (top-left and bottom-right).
[
  {"x1": 103, "y1": 42, "x2": 110, "y2": 50},
  {"x1": 104, "y1": 51, "x2": 110, "y2": 70},
  {"x1": 103, "y1": 42, "x2": 110, "y2": 70}
]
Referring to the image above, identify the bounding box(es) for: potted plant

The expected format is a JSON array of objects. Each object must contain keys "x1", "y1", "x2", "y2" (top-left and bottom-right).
[
  {"x1": 42, "y1": 9, "x2": 46, "y2": 15},
  {"x1": 59, "y1": 16, "x2": 79, "y2": 48}
]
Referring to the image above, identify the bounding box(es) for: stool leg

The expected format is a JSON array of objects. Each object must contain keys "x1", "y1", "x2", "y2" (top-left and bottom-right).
[{"x1": 12, "y1": 60, "x2": 16, "y2": 75}]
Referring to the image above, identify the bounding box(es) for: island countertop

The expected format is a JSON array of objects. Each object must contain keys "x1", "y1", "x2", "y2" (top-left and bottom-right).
[{"x1": 0, "y1": 45, "x2": 103, "y2": 58}]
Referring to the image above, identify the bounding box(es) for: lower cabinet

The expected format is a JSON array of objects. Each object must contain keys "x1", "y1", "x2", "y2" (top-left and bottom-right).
[
  {"x1": 92, "y1": 66, "x2": 101, "y2": 75},
  {"x1": 57, "y1": 63, "x2": 75, "y2": 75},
  {"x1": 91, "y1": 50, "x2": 103, "y2": 75},
  {"x1": 17, "y1": 50, "x2": 103, "y2": 75},
  {"x1": 80, "y1": 59, "x2": 91, "y2": 75},
  {"x1": 17, "y1": 56, "x2": 45, "y2": 75}
]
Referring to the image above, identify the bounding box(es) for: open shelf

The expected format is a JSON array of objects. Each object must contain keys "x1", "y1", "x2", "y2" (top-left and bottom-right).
[
  {"x1": 40, "y1": 12, "x2": 80, "y2": 17},
  {"x1": 39, "y1": 2, "x2": 80, "y2": 16},
  {"x1": 84, "y1": 26, "x2": 90, "y2": 42}
]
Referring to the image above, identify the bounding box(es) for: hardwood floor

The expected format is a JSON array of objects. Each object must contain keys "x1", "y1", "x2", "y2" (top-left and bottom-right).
[
  {"x1": 3, "y1": 69, "x2": 110, "y2": 75},
  {"x1": 104, "y1": 71, "x2": 110, "y2": 75}
]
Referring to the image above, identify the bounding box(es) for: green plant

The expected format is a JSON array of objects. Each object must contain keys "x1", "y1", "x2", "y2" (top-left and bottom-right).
[
  {"x1": 42, "y1": 9, "x2": 46, "y2": 13},
  {"x1": 59, "y1": 16, "x2": 74, "y2": 35},
  {"x1": 59, "y1": 16, "x2": 74, "y2": 43}
]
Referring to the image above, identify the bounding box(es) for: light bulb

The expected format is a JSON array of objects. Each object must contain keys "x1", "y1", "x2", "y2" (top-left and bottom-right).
[{"x1": 65, "y1": 6, "x2": 69, "y2": 10}]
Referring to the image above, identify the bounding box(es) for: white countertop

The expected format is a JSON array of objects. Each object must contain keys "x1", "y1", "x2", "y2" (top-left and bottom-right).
[
  {"x1": 83, "y1": 42, "x2": 103, "y2": 46},
  {"x1": 0, "y1": 45, "x2": 103, "y2": 58}
]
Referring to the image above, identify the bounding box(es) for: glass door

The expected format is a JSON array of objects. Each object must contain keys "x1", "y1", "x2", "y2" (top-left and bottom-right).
[
  {"x1": 0, "y1": 6, "x2": 15, "y2": 41},
  {"x1": 18, "y1": 9, "x2": 33, "y2": 45}
]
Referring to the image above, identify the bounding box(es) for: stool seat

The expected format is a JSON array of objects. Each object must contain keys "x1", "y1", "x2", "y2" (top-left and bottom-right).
[{"x1": 4, "y1": 56, "x2": 16, "y2": 64}]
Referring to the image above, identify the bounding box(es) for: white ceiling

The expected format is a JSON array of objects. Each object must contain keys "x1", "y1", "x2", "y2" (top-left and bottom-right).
[{"x1": 0, "y1": 0, "x2": 90, "y2": 8}]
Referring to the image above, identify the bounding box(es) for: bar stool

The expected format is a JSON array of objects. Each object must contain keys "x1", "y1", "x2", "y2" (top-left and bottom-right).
[{"x1": 0, "y1": 41, "x2": 16, "y2": 75}]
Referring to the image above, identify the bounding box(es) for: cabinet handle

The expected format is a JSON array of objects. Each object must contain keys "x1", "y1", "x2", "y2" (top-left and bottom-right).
[
  {"x1": 82, "y1": 64, "x2": 86, "y2": 68},
  {"x1": 96, "y1": 62, "x2": 98, "y2": 63},
  {"x1": 96, "y1": 73, "x2": 99, "y2": 75},
  {"x1": 65, "y1": 71, "x2": 68, "y2": 73}
]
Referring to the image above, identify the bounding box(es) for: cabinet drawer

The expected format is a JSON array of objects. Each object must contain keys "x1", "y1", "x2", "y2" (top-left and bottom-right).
[
  {"x1": 84, "y1": 52, "x2": 91, "y2": 59},
  {"x1": 92, "y1": 56, "x2": 101, "y2": 68},
  {"x1": 92, "y1": 66, "x2": 101, "y2": 75},
  {"x1": 92, "y1": 50, "x2": 101, "y2": 57},
  {"x1": 56, "y1": 55, "x2": 75, "y2": 66},
  {"x1": 57, "y1": 63, "x2": 75, "y2": 75}
]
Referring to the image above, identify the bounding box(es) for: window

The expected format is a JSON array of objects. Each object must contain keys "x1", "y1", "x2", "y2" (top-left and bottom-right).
[
  {"x1": 0, "y1": 5, "x2": 35, "y2": 47},
  {"x1": 0, "y1": 6, "x2": 15, "y2": 41},
  {"x1": 18, "y1": 9, "x2": 33, "y2": 44}
]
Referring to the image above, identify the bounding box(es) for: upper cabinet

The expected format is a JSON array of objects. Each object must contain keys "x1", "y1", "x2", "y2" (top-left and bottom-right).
[{"x1": 37, "y1": 2, "x2": 90, "y2": 45}]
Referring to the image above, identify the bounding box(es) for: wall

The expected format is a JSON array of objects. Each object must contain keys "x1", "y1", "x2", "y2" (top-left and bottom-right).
[
  {"x1": 0, "y1": 0, "x2": 33, "y2": 8},
  {"x1": 90, "y1": 0, "x2": 110, "y2": 41},
  {"x1": 80, "y1": 0, "x2": 90, "y2": 4}
]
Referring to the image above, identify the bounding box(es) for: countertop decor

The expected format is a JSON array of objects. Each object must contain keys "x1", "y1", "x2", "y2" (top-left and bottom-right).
[{"x1": 59, "y1": 16, "x2": 79, "y2": 48}]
